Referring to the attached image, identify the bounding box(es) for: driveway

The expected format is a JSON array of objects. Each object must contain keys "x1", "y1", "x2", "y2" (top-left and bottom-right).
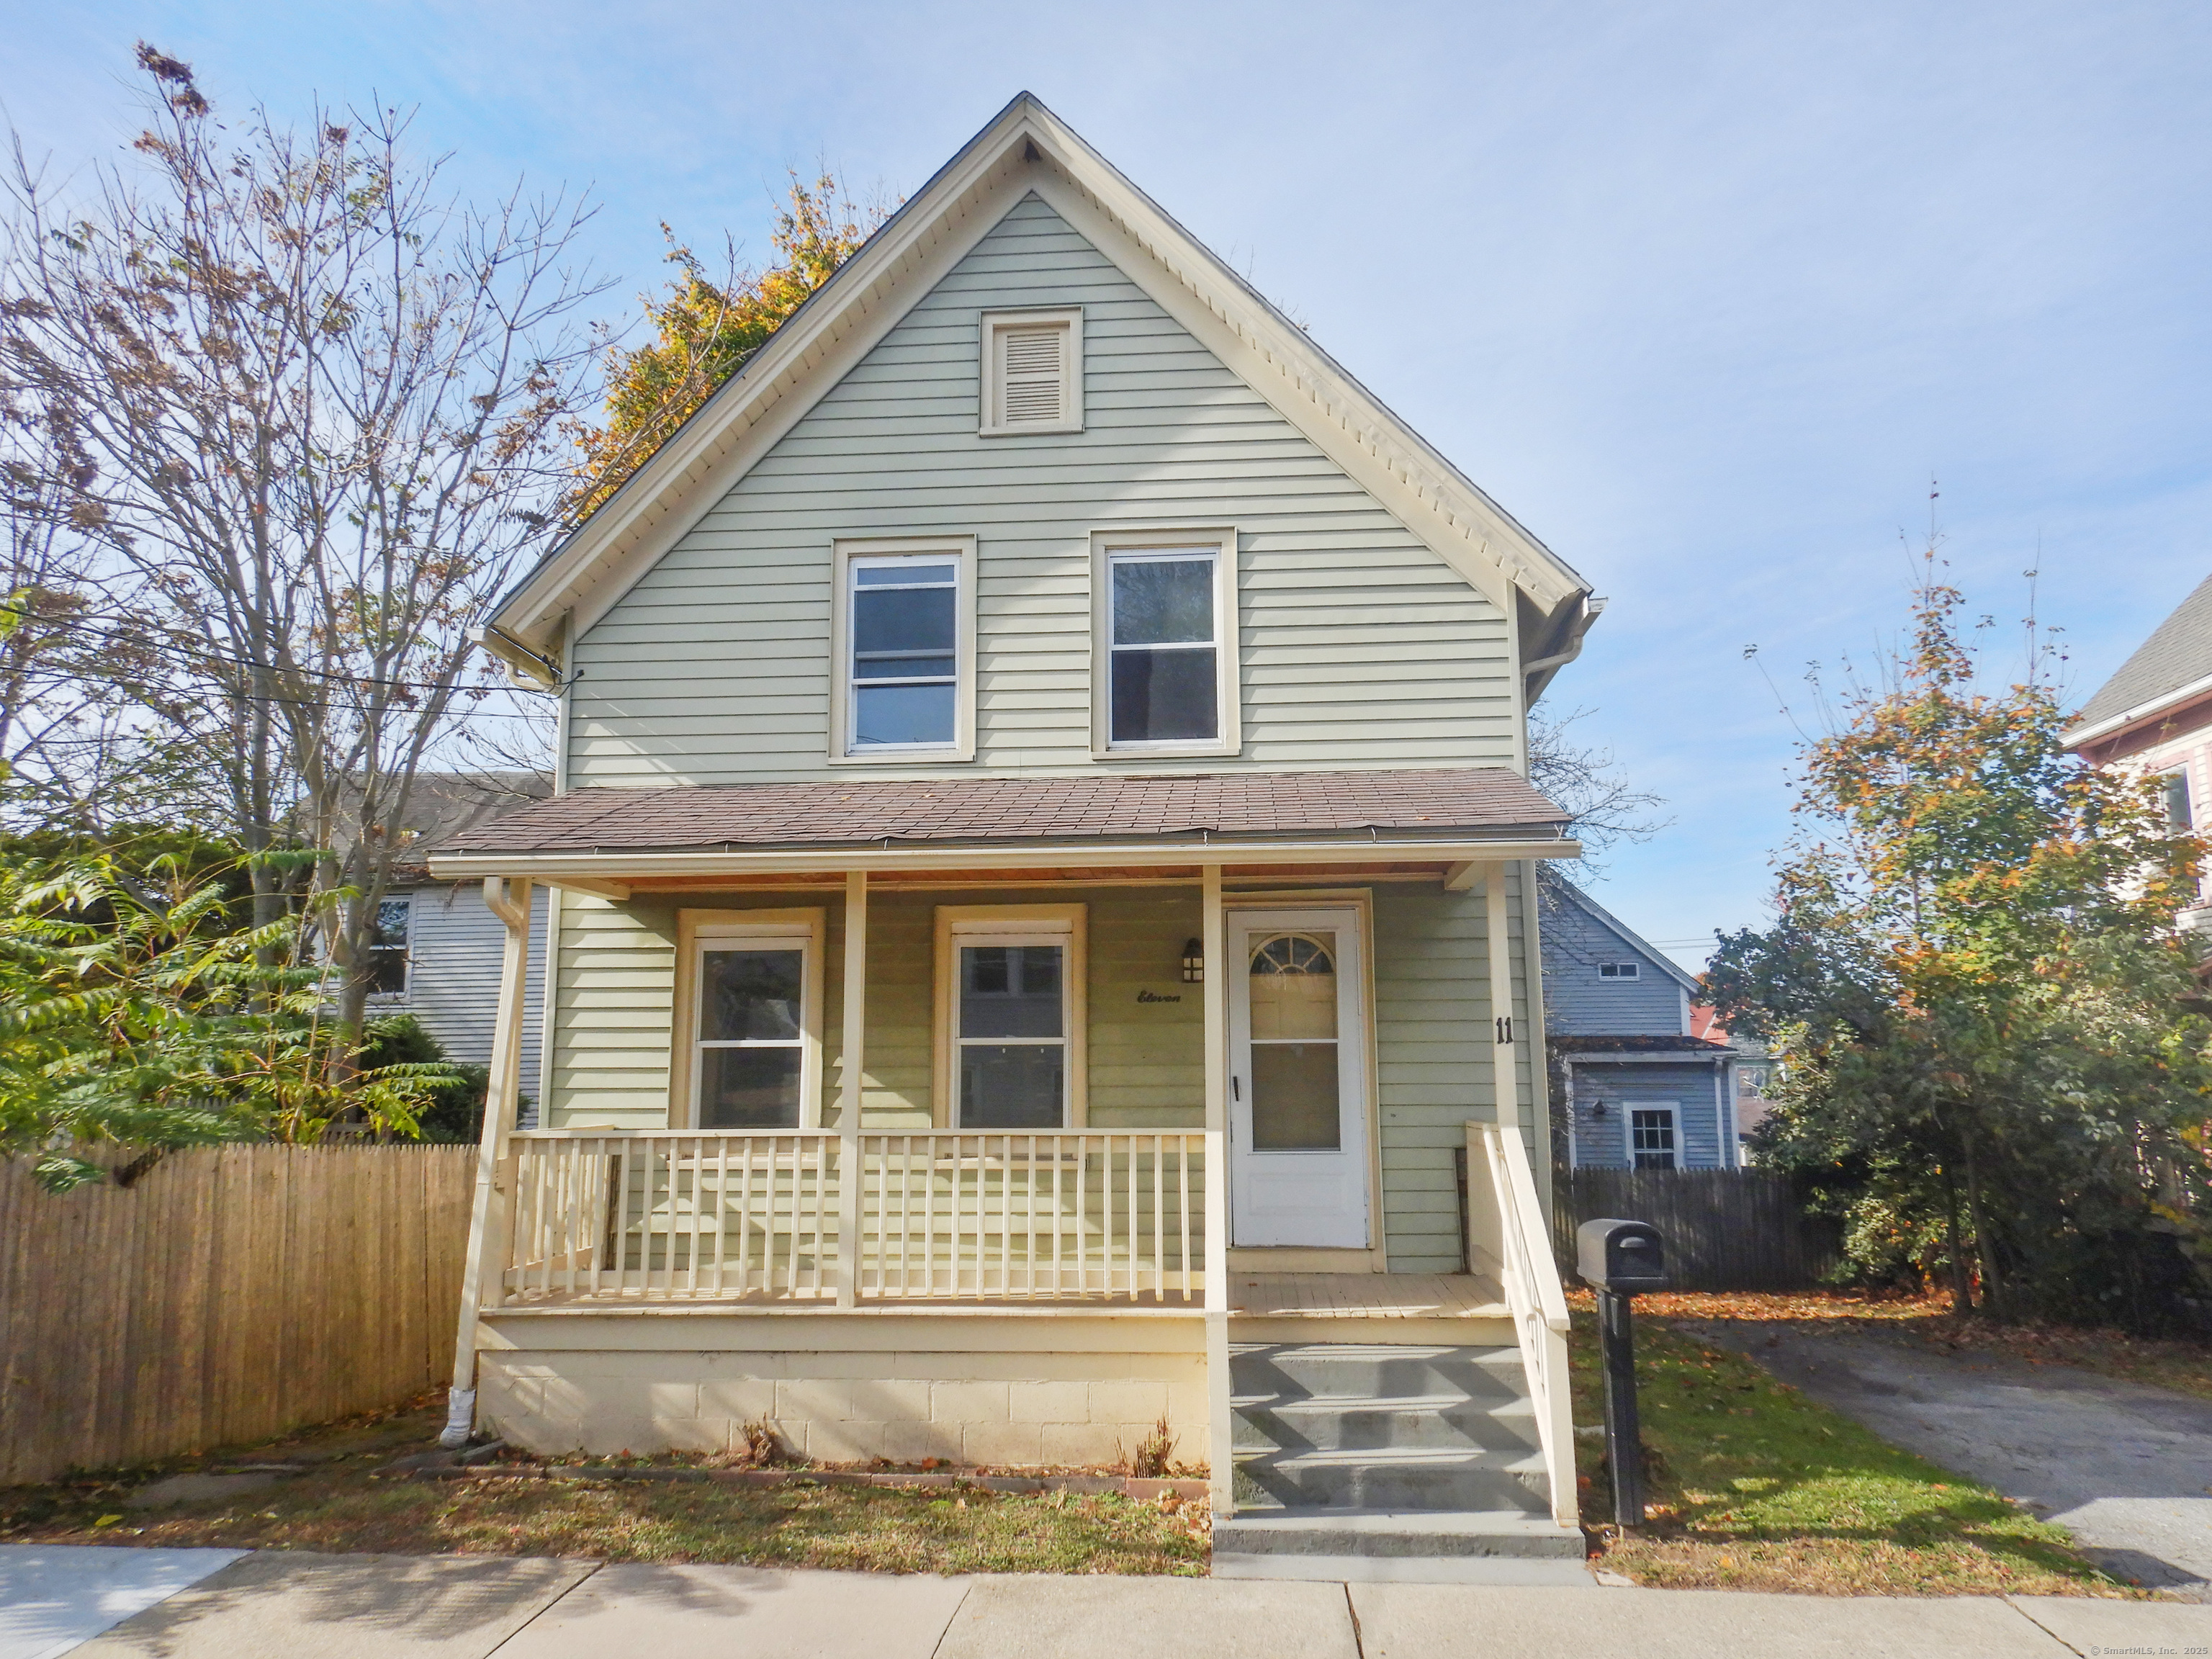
[{"x1": 1676, "y1": 1318, "x2": 2212, "y2": 1597}]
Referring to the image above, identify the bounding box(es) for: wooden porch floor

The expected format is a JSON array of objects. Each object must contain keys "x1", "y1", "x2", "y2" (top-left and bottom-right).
[{"x1": 487, "y1": 1272, "x2": 1510, "y2": 1323}]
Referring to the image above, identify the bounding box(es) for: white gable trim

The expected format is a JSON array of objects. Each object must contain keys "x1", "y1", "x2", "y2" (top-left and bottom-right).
[
  {"x1": 1556, "y1": 880, "x2": 1704, "y2": 997},
  {"x1": 485, "y1": 94, "x2": 1591, "y2": 675}
]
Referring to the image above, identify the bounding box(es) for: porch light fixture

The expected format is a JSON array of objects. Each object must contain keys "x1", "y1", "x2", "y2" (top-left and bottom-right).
[{"x1": 1181, "y1": 938, "x2": 1204, "y2": 984}]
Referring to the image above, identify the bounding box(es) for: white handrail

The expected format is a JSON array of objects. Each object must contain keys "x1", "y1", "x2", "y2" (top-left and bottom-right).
[{"x1": 1474, "y1": 1121, "x2": 1578, "y2": 1528}]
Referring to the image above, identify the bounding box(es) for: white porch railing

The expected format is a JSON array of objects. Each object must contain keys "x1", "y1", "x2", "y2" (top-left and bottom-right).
[
  {"x1": 1473, "y1": 1121, "x2": 1579, "y2": 1528},
  {"x1": 496, "y1": 1129, "x2": 1212, "y2": 1305}
]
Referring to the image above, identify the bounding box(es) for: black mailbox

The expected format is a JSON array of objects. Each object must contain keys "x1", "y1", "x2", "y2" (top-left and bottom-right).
[{"x1": 1578, "y1": 1218, "x2": 1668, "y2": 1293}]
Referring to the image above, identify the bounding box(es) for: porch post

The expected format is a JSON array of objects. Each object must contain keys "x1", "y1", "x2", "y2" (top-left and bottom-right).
[
  {"x1": 836, "y1": 871, "x2": 868, "y2": 1310},
  {"x1": 1485, "y1": 864, "x2": 1518, "y2": 1135},
  {"x1": 1201, "y1": 864, "x2": 1234, "y2": 1514},
  {"x1": 441, "y1": 874, "x2": 533, "y2": 1447}
]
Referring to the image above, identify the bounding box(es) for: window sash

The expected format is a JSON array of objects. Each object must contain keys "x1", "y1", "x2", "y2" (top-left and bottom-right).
[
  {"x1": 846, "y1": 554, "x2": 960, "y2": 751},
  {"x1": 692, "y1": 934, "x2": 812, "y2": 1128},
  {"x1": 1107, "y1": 551, "x2": 1220, "y2": 747},
  {"x1": 953, "y1": 935, "x2": 1069, "y2": 1128}
]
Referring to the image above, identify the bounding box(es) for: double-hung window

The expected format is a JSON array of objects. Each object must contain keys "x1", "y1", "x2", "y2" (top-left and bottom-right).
[
  {"x1": 367, "y1": 896, "x2": 410, "y2": 996},
  {"x1": 935, "y1": 905, "x2": 1087, "y2": 1129},
  {"x1": 683, "y1": 912, "x2": 824, "y2": 1129},
  {"x1": 1629, "y1": 1107, "x2": 1678, "y2": 1171},
  {"x1": 832, "y1": 539, "x2": 975, "y2": 761},
  {"x1": 1091, "y1": 531, "x2": 1238, "y2": 755}
]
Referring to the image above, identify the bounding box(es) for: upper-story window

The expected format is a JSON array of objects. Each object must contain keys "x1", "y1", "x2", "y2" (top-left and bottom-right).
[
  {"x1": 979, "y1": 308, "x2": 1083, "y2": 436},
  {"x1": 830, "y1": 538, "x2": 976, "y2": 763},
  {"x1": 1090, "y1": 529, "x2": 1240, "y2": 757},
  {"x1": 1598, "y1": 961, "x2": 1640, "y2": 981},
  {"x1": 2164, "y1": 768, "x2": 2193, "y2": 830}
]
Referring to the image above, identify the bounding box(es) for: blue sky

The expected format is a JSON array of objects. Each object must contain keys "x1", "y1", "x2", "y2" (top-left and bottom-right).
[{"x1": 9, "y1": 1, "x2": 2211, "y2": 966}]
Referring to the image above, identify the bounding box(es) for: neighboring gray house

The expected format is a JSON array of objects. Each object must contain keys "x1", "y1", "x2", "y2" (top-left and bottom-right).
[
  {"x1": 370, "y1": 771, "x2": 553, "y2": 1104},
  {"x1": 1542, "y1": 879, "x2": 1737, "y2": 1169}
]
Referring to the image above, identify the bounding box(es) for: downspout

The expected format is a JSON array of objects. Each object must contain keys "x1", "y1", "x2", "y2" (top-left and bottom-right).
[{"x1": 441, "y1": 874, "x2": 535, "y2": 1448}]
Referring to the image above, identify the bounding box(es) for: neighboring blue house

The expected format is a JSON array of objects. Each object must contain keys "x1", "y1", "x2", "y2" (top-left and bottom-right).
[{"x1": 1541, "y1": 879, "x2": 1737, "y2": 1169}]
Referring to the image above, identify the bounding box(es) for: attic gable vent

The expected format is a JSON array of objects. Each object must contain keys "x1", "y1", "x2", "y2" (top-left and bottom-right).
[{"x1": 980, "y1": 307, "x2": 1083, "y2": 436}]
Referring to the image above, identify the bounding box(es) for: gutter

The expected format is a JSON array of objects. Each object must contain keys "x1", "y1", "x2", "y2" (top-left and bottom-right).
[{"x1": 2063, "y1": 669, "x2": 2212, "y2": 751}]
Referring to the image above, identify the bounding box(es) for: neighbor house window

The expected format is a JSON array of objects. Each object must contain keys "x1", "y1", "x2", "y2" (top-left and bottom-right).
[
  {"x1": 1630, "y1": 1107, "x2": 1678, "y2": 1170},
  {"x1": 1599, "y1": 961, "x2": 1640, "y2": 981},
  {"x1": 682, "y1": 912, "x2": 824, "y2": 1130},
  {"x1": 1091, "y1": 531, "x2": 1239, "y2": 755},
  {"x1": 2165, "y1": 768, "x2": 2193, "y2": 830},
  {"x1": 935, "y1": 904, "x2": 1088, "y2": 1129},
  {"x1": 367, "y1": 896, "x2": 410, "y2": 996},
  {"x1": 830, "y1": 539, "x2": 976, "y2": 763},
  {"x1": 979, "y1": 308, "x2": 1082, "y2": 435}
]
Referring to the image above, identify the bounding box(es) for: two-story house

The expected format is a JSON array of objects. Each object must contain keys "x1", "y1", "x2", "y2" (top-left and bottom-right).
[
  {"x1": 2067, "y1": 571, "x2": 2212, "y2": 933},
  {"x1": 1542, "y1": 880, "x2": 1739, "y2": 1170},
  {"x1": 428, "y1": 95, "x2": 1601, "y2": 1578}
]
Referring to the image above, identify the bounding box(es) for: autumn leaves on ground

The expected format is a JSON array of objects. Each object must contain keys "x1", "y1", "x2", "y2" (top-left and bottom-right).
[
  {"x1": 1571, "y1": 1289, "x2": 2199, "y2": 1596},
  {"x1": 1, "y1": 1290, "x2": 2198, "y2": 1591}
]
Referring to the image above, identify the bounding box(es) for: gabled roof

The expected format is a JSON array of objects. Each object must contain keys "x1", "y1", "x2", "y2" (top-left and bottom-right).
[
  {"x1": 482, "y1": 93, "x2": 1594, "y2": 693},
  {"x1": 2066, "y1": 572, "x2": 2212, "y2": 749},
  {"x1": 1547, "y1": 878, "x2": 1704, "y2": 996}
]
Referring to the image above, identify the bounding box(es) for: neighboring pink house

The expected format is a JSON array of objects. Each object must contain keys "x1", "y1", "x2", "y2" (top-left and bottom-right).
[{"x1": 2066, "y1": 572, "x2": 2212, "y2": 934}]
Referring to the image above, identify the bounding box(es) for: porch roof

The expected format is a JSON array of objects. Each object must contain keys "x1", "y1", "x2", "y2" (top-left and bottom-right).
[{"x1": 429, "y1": 767, "x2": 1568, "y2": 859}]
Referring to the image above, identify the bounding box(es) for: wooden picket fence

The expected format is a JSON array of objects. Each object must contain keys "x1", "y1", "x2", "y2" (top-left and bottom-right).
[
  {"x1": 0, "y1": 1144, "x2": 475, "y2": 1485},
  {"x1": 1552, "y1": 1168, "x2": 1841, "y2": 1291}
]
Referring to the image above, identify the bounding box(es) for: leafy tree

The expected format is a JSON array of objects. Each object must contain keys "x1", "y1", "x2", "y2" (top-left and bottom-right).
[
  {"x1": 568, "y1": 174, "x2": 890, "y2": 518},
  {"x1": 0, "y1": 847, "x2": 459, "y2": 1190},
  {"x1": 0, "y1": 44, "x2": 606, "y2": 1056},
  {"x1": 1707, "y1": 564, "x2": 2212, "y2": 1330}
]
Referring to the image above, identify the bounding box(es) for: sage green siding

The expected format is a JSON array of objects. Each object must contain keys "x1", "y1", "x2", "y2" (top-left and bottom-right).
[
  {"x1": 565, "y1": 194, "x2": 1514, "y2": 783},
  {"x1": 547, "y1": 877, "x2": 1530, "y2": 1273}
]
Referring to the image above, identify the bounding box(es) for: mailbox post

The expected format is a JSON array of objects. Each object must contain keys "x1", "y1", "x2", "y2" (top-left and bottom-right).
[{"x1": 1575, "y1": 1218, "x2": 1668, "y2": 1529}]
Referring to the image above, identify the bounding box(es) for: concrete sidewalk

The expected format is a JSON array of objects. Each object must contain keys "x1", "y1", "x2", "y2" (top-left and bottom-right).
[{"x1": 11, "y1": 1546, "x2": 2211, "y2": 1659}]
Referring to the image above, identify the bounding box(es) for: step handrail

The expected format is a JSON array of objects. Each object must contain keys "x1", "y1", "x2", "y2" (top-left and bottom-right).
[{"x1": 1474, "y1": 1121, "x2": 1578, "y2": 1528}]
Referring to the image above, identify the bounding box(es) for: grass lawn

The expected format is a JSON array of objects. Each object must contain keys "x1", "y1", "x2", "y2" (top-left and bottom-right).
[
  {"x1": 0, "y1": 1400, "x2": 1208, "y2": 1575},
  {"x1": 1568, "y1": 1300, "x2": 2139, "y2": 1596}
]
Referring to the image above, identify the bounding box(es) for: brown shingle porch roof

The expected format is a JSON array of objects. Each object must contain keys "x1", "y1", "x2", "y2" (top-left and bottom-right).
[{"x1": 435, "y1": 768, "x2": 1568, "y2": 857}]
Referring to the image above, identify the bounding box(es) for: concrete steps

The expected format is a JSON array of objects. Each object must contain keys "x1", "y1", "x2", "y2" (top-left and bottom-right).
[{"x1": 1216, "y1": 1341, "x2": 1585, "y2": 1581}]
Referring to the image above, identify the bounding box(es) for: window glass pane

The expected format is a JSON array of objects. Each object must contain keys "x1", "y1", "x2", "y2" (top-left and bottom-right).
[
  {"x1": 700, "y1": 1047, "x2": 802, "y2": 1128},
  {"x1": 2167, "y1": 770, "x2": 2193, "y2": 829},
  {"x1": 1110, "y1": 647, "x2": 1217, "y2": 742},
  {"x1": 854, "y1": 683, "x2": 956, "y2": 746},
  {"x1": 854, "y1": 586, "x2": 956, "y2": 660},
  {"x1": 855, "y1": 562, "x2": 956, "y2": 587},
  {"x1": 1249, "y1": 935, "x2": 1336, "y2": 1040},
  {"x1": 1250, "y1": 1043, "x2": 1340, "y2": 1148},
  {"x1": 698, "y1": 949, "x2": 804, "y2": 1042},
  {"x1": 961, "y1": 1043, "x2": 1064, "y2": 1128},
  {"x1": 366, "y1": 948, "x2": 408, "y2": 995},
  {"x1": 1112, "y1": 557, "x2": 1214, "y2": 644},
  {"x1": 961, "y1": 945, "x2": 1063, "y2": 1038},
  {"x1": 373, "y1": 898, "x2": 410, "y2": 950}
]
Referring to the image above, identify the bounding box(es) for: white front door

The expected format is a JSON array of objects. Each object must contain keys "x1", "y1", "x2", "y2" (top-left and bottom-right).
[{"x1": 1228, "y1": 908, "x2": 1371, "y2": 1247}]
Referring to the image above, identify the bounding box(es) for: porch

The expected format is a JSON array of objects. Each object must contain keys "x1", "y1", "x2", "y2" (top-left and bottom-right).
[{"x1": 428, "y1": 770, "x2": 1580, "y2": 1531}]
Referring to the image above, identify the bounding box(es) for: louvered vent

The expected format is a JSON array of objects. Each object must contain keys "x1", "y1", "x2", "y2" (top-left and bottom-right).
[{"x1": 997, "y1": 325, "x2": 1066, "y2": 425}]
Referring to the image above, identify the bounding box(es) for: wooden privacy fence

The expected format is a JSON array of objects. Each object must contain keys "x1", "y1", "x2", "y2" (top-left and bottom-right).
[
  {"x1": 1551, "y1": 1169, "x2": 1841, "y2": 1291},
  {"x1": 0, "y1": 1144, "x2": 475, "y2": 1485}
]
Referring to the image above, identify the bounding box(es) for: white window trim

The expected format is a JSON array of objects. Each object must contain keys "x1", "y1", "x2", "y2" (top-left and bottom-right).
[
  {"x1": 673, "y1": 908, "x2": 827, "y2": 1130},
  {"x1": 1627, "y1": 1102, "x2": 1680, "y2": 1171},
  {"x1": 932, "y1": 904, "x2": 1088, "y2": 1129},
  {"x1": 978, "y1": 307, "x2": 1084, "y2": 436},
  {"x1": 827, "y1": 536, "x2": 977, "y2": 765},
  {"x1": 367, "y1": 893, "x2": 412, "y2": 1001},
  {"x1": 1089, "y1": 526, "x2": 1241, "y2": 760}
]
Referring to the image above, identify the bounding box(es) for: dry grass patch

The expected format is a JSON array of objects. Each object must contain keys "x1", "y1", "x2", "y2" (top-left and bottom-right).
[
  {"x1": 1568, "y1": 1307, "x2": 2141, "y2": 1596},
  {"x1": 0, "y1": 1400, "x2": 1208, "y2": 1575}
]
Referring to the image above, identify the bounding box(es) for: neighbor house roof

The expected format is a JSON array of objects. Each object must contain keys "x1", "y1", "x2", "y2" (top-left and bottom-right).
[
  {"x1": 478, "y1": 93, "x2": 1597, "y2": 702},
  {"x1": 1553, "y1": 1035, "x2": 1731, "y2": 1056},
  {"x1": 433, "y1": 767, "x2": 1568, "y2": 858},
  {"x1": 1547, "y1": 877, "x2": 1704, "y2": 996},
  {"x1": 2067, "y1": 572, "x2": 2212, "y2": 749}
]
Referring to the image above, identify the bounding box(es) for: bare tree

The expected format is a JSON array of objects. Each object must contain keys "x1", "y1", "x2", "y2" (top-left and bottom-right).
[{"x1": 0, "y1": 45, "x2": 608, "y2": 1051}]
